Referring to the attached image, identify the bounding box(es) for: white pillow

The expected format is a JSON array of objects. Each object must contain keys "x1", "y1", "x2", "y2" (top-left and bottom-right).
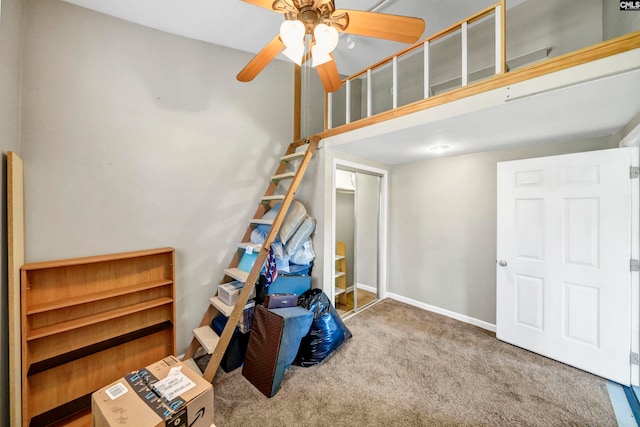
[
  {"x1": 279, "y1": 200, "x2": 307, "y2": 243},
  {"x1": 285, "y1": 216, "x2": 316, "y2": 255}
]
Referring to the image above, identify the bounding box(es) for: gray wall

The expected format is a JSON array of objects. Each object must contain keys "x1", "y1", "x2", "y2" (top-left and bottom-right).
[
  {"x1": 0, "y1": 0, "x2": 24, "y2": 424},
  {"x1": 388, "y1": 136, "x2": 618, "y2": 325},
  {"x1": 603, "y1": 0, "x2": 640, "y2": 40},
  {"x1": 19, "y1": 0, "x2": 295, "y2": 354}
]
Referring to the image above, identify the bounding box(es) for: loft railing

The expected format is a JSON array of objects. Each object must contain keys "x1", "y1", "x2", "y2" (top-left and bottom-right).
[
  {"x1": 287, "y1": 0, "x2": 640, "y2": 145},
  {"x1": 324, "y1": 1, "x2": 506, "y2": 131}
]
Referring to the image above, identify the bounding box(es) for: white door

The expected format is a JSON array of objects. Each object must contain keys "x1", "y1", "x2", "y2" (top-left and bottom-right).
[{"x1": 497, "y1": 147, "x2": 638, "y2": 385}]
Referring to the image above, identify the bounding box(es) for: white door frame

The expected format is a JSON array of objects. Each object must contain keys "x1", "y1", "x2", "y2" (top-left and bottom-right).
[
  {"x1": 326, "y1": 158, "x2": 389, "y2": 305},
  {"x1": 631, "y1": 148, "x2": 640, "y2": 386}
]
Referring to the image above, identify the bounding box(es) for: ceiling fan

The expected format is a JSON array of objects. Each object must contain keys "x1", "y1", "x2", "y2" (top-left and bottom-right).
[{"x1": 237, "y1": 0, "x2": 426, "y2": 92}]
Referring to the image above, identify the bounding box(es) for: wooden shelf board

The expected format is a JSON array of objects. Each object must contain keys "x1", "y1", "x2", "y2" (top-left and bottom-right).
[
  {"x1": 335, "y1": 271, "x2": 346, "y2": 278},
  {"x1": 335, "y1": 287, "x2": 346, "y2": 296},
  {"x1": 27, "y1": 279, "x2": 173, "y2": 315},
  {"x1": 21, "y1": 247, "x2": 173, "y2": 271},
  {"x1": 48, "y1": 408, "x2": 91, "y2": 427},
  {"x1": 193, "y1": 326, "x2": 220, "y2": 354},
  {"x1": 27, "y1": 298, "x2": 173, "y2": 341},
  {"x1": 224, "y1": 268, "x2": 248, "y2": 283},
  {"x1": 27, "y1": 321, "x2": 173, "y2": 376},
  {"x1": 27, "y1": 332, "x2": 171, "y2": 420},
  {"x1": 335, "y1": 255, "x2": 345, "y2": 261},
  {"x1": 31, "y1": 393, "x2": 91, "y2": 427}
]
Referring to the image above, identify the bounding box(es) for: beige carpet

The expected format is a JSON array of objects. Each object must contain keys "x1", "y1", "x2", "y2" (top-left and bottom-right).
[{"x1": 212, "y1": 298, "x2": 616, "y2": 426}]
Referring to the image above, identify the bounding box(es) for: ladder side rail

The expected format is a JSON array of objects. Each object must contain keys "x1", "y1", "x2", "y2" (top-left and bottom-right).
[
  {"x1": 201, "y1": 137, "x2": 319, "y2": 380},
  {"x1": 202, "y1": 137, "x2": 319, "y2": 381},
  {"x1": 225, "y1": 144, "x2": 302, "y2": 270},
  {"x1": 183, "y1": 143, "x2": 301, "y2": 360}
]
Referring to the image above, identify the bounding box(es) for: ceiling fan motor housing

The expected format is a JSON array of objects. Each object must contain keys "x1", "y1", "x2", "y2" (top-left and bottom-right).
[{"x1": 282, "y1": 0, "x2": 337, "y2": 32}]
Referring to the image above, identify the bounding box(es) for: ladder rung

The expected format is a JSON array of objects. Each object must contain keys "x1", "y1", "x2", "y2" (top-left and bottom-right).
[
  {"x1": 210, "y1": 293, "x2": 255, "y2": 317},
  {"x1": 210, "y1": 296, "x2": 233, "y2": 317},
  {"x1": 237, "y1": 242, "x2": 262, "y2": 252},
  {"x1": 281, "y1": 152, "x2": 305, "y2": 162},
  {"x1": 250, "y1": 218, "x2": 273, "y2": 226},
  {"x1": 224, "y1": 268, "x2": 249, "y2": 283},
  {"x1": 271, "y1": 172, "x2": 295, "y2": 181},
  {"x1": 261, "y1": 195, "x2": 285, "y2": 202},
  {"x1": 193, "y1": 326, "x2": 220, "y2": 354}
]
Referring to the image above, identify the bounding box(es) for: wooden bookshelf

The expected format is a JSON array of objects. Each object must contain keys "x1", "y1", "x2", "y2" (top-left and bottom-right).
[{"x1": 20, "y1": 247, "x2": 176, "y2": 427}]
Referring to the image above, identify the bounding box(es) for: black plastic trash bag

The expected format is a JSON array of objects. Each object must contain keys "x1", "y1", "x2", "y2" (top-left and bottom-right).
[{"x1": 295, "y1": 288, "x2": 352, "y2": 367}]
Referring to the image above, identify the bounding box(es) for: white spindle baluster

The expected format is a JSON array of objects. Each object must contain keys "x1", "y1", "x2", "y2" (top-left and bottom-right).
[
  {"x1": 346, "y1": 79, "x2": 351, "y2": 124},
  {"x1": 392, "y1": 56, "x2": 398, "y2": 109},
  {"x1": 327, "y1": 92, "x2": 333, "y2": 129},
  {"x1": 495, "y1": 5, "x2": 503, "y2": 74},
  {"x1": 461, "y1": 21, "x2": 468, "y2": 87},
  {"x1": 367, "y1": 69, "x2": 372, "y2": 117},
  {"x1": 424, "y1": 41, "x2": 430, "y2": 99}
]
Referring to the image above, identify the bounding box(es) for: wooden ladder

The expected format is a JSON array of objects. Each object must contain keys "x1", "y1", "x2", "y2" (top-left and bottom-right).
[{"x1": 183, "y1": 136, "x2": 319, "y2": 382}]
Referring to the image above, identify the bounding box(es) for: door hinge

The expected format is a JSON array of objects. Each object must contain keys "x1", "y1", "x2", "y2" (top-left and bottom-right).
[
  {"x1": 632, "y1": 259, "x2": 640, "y2": 272},
  {"x1": 630, "y1": 166, "x2": 639, "y2": 179},
  {"x1": 632, "y1": 352, "x2": 639, "y2": 365}
]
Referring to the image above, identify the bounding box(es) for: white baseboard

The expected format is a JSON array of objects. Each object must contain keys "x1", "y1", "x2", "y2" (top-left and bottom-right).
[
  {"x1": 386, "y1": 292, "x2": 496, "y2": 333},
  {"x1": 357, "y1": 283, "x2": 377, "y2": 293}
]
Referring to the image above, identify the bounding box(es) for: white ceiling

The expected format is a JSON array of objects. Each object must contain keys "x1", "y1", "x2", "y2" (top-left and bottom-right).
[
  {"x1": 60, "y1": 0, "x2": 640, "y2": 164},
  {"x1": 61, "y1": 0, "x2": 500, "y2": 76}
]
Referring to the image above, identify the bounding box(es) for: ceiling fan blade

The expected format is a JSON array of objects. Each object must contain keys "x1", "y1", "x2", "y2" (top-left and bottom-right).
[
  {"x1": 241, "y1": 0, "x2": 290, "y2": 13},
  {"x1": 316, "y1": 57, "x2": 341, "y2": 93},
  {"x1": 333, "y1": 9, "x2": 425, "y2": 44},
  {"x1": 237, "y1": 35, "x2": 285, "y2": 82}
]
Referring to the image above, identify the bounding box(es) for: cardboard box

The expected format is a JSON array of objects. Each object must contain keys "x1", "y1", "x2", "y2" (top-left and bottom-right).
[
  {"x1": 217, "y1": 281, "x2": 243, "y2": 306},
  {"x1": 238, "y1": 248, "x2": 259, "y2": 273},
  {"x1": 92, "y1": 355, "x2": 214, "y2": 427}
]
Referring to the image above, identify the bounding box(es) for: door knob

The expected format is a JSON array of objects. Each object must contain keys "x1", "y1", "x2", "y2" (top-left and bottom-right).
[{"x1": 498, "y1": 260, "x2": 507, "y2": 267}]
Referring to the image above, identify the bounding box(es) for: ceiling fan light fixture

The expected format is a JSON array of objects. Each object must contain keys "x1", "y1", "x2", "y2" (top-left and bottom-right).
[
  {"x1": 283, "y1": 45, "x2": 305, "y2": 66},
  {"x1": 313, "y1": 23, "x2": 339, "y2": 53},
  {"x1": 279, "y1": 19, "x2": 305, "y2": 48}
]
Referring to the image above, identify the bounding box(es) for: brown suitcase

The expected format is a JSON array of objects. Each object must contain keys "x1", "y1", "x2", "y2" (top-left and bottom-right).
[{"x1": 263, "y1": 293, "x2": 298, "y2": 309}]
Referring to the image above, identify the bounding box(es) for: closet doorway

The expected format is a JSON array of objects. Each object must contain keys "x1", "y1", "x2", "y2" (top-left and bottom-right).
[{"x1": 332, "y1": 161, "x2": 387, "y2": 317}]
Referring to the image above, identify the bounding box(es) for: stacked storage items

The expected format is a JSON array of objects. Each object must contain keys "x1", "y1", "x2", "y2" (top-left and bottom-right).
[
  {"x1": 198, "y1": 199, "x2": 350, "y2": 396},
  {"x1": 197, "y1": 200, "x2": 315, "y2": 375},
  {"x1": 245, "y1": 199, "x2": 315, "y2": 303}
]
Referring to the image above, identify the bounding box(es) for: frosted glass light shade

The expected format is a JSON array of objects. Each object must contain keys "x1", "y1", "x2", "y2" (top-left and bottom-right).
[
  {"x1": 283, "y1": 46, "x2": 304, "y2": 66},
  {"x1": 313, "y1": 24, "x2": 339, "y2": 52},
  {"x1": 280, "y1": 20, "x2": 305, "y2": 48}
]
